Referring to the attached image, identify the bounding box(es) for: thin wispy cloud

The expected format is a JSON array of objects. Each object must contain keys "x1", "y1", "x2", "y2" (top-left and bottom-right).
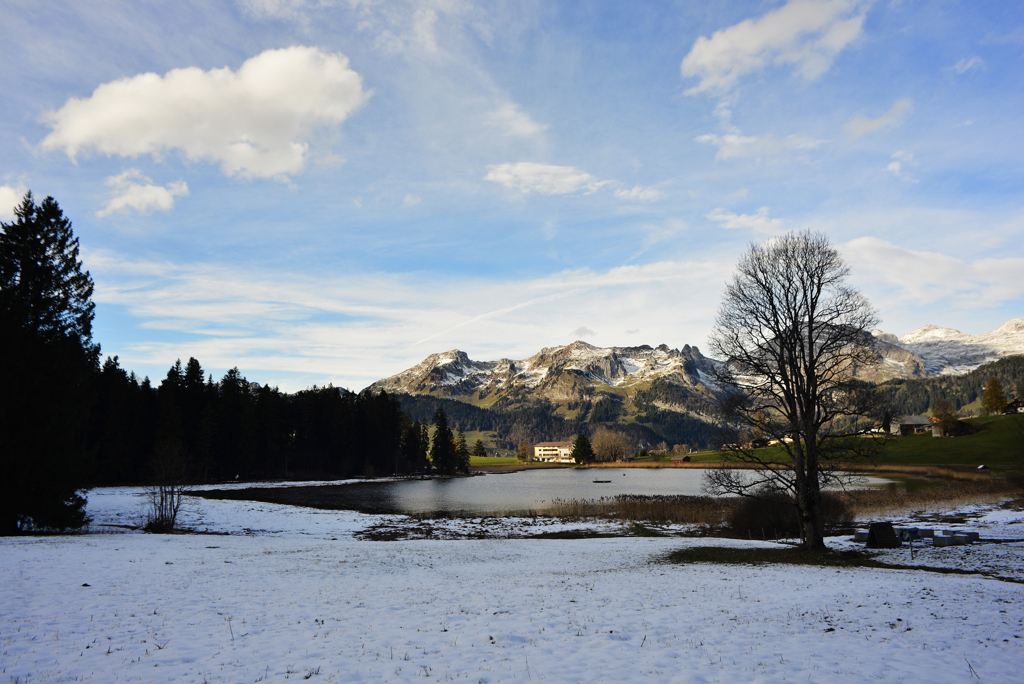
[
  {"x1": 41, "y1": 47, "x2": 370, "y2": 180},
  {"x1": 950, "y1": 56, "x2": 984, "y2": 74},
  {"x1": 486, "y1": 103, "x2": 547, "y2": 139},
  {"x1": 614, "y1": 185, "x2": 665, "y2": 202},
  {"x1": 885, "y1": 151, "x2": 918, "y2": 182},
  {"x1": 681, "y1": 0, "x2": 872, "y2": 95},
  {"x1": 87, "y1": 249, "x2": 727, "y2": 390},
  {"x1": 485, "y1": 163, "x2": 610, "y2": 195},
  {"x1": 843, "y1": 98, "x2": 912, "y2": 140},
  {"x1": 696, "y1": 131, "x2": 824, "y2": 160},
  {"x1": 707, "y1": 207, "x2": 784, "y2": 233}
]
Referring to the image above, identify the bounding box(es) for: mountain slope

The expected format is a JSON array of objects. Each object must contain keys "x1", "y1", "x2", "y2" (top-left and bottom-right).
[
  {"x1": 371, "y1": 341, "x2": 718, "y2": 407},
  {"x1": 866, "y1": 318, "x2": 1024, "y2": 379}
]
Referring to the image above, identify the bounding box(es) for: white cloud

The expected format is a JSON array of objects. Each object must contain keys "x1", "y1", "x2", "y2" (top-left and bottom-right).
[
  {"x1": 951, "y1": 56, "x2": 984, "y2": 74},
  {"x1": 885, "y1": 150, "x2": 918, "y2": 182},
  {"x1": 614, "y1": 185, "x2": 664, "y2": 202},
  {"x1": 843, "y1": 237, "x2": 1024, "y2": 309},
  {"x1": 41, "y1": 47, "x2": 370, "y2": 180},
  {"x1": 681, "y1": 0, "x2": 871, "y2": 95},
  {"x1": 707, "y1": 206, "x2": 784, "y2": 233},
  {"x1": 96, "y1": 169, "x2": 188, "y2": 217},
  {"x1": 486, "y1": 102, "x2": 547, "y2": 138},
  {"x1": 484, "y1": 163, "x2": 609, "y2": 195},
  {"x1": 0, "y1": 183, "x2": 28, "y2": 221},
  {"x1": 403, "y1": 194, "x2": 421, "y2": 206},
  {"x1": 237, "y1": 0, "x2": 317, "y2": 20},
  {"x1": 843, "y1": 98, "x2": 912, "y2": 140},
  {"x1": 696, "y1": 132, "x2": 824, "y2": 160}
]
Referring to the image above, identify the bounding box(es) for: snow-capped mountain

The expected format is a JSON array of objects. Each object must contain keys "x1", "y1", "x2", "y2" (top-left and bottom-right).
[
  {"x1": 370, "y1": 341, "x2": 717, "y2": 405},
  {"x1": 871, "y1": 318, "x2": 1024, "y2": 376}
]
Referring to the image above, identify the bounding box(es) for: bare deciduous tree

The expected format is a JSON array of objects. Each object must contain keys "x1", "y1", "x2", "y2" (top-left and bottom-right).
[
  {"x1": 591, "y1": 427, "x2": 630, "y2": 462},
  {"x1": 703, "y1": 230, "x2": 882, "y2": 550},
  {"x1": 144, "y1": 442, "x2": 191, "y2": 533}
]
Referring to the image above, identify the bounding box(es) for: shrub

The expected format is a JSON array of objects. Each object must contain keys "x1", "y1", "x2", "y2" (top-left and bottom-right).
[{"x1": 725, "y1": 487, "x2": 853, "y2": 539}]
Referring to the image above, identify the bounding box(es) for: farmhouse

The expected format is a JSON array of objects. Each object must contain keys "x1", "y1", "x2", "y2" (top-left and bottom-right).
[
  {"x1": 534, "y1": 441, "x2": 573, "y2": 463},
  {"x1": 891, "y1": 415, "x2": 933, "y2": 436}
]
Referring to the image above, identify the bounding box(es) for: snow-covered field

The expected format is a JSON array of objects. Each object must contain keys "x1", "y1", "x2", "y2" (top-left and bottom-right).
[{"x1": 2, "y1": 486, "x2": 1023, "y2": 683}]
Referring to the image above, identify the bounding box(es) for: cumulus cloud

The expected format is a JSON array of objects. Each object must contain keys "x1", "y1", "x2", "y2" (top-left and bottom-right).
[
  {"x1": 570, "y1": 326, "x2": 596, "y2": 339},
  {"x1": 41, "y1": 46, "x2": 370, "y2": 180},
  {"x1": 950, "y1": 56, "x2": 984, "y2": 74},
  {"x1": 614, "y1": 185, "x2": 664, "y2": 202},
  {"x1": 403, "y1": 194, "x2": 421, "y2": 206},
  {"x1": 0, "y1": 183, "x2": 28, "y2": 220},
  {"x1": 707, "y1": 206, "x2": 784, "y2": 233},
  {"x1": 681, "y1": 0, "x2": 871, "y2": 95},
  {"x1": 486, "y1": 102, "x2": 547, "y2": 138},
  {"x1": 696, "y1": 132, "x2": 824, "y2": 160},
  {"x1": 843, "y1": 98, "x2": 912, "y2": 140},
  {"x1": 96, "y1": 169, "x2": 189, "y2": 217},
  {"x1": 843, "y1": 237, "x2": 1024, "y2": 308},
  {"x1": 484, "y1": 163, "x2": 609, "y2": 195}
]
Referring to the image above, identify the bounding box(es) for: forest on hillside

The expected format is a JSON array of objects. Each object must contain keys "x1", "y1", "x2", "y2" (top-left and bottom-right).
[{"x1": 876, "y1": 356, "x2": 1024, "y2": 416}]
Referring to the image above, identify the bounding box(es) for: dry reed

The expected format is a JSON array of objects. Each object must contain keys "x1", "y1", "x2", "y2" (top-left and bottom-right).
[
  {"x1": 548, "y1": 494, "x2": 729, "y2": 526},
  {"x1": 836, "y1": 479, "x2": 1021, "y2": 519}
]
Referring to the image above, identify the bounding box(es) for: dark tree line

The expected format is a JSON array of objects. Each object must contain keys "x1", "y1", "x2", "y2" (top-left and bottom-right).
[{"x1": 85, "y1": 356, "x2": 436, "y2": 484}]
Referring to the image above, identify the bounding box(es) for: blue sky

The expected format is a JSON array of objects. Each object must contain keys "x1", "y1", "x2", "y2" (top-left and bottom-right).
[{"x1": 2, "y1": 0, "x2": 1022, "y2": 391}]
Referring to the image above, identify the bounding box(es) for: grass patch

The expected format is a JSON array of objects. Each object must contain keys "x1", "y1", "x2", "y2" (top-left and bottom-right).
[
  {"x1": 659, "y1": 545, "x2": 1022, "y2": 582},
  {"x1": 469, "y1": 455, "x2": 520, "y2": 466},
  {"x1": 880, "y1": 414, "x2": 1024, "y2": 467}
]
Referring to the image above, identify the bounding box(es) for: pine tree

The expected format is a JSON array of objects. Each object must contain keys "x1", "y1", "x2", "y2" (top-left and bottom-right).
[
  {"x1": 455, "y1": 425, "x2": 470, "y2": 474},
  {"x1": 981, "y1": 377, "x2": 1008, "y2": 415},
  {"x1": 570, "y1": 433, "x2": 594, "y2": 464},
  {"x1": 471, "y1": 439, "x2": 487, "y2": 458},
  {"x1": 1, "y1": 193, "x2": 98, "y2": 532},
  {"x1": 430, "y1": 406, "x2": 455, "y2": 474}
]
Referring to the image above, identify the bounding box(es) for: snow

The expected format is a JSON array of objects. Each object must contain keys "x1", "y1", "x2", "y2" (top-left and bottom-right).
[{"x1": 2, "y1": 487, "x2": 1023, "y2": 683}]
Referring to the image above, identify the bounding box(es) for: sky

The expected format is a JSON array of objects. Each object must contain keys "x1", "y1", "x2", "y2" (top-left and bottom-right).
[{"x1": 2, "y1": 0, "x2": 1022, "y2": 392}]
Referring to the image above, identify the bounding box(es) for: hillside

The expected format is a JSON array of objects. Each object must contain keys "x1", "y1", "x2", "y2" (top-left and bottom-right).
[{"x1": 876, "y1": 355, "x2": 1024, "y2": 417}]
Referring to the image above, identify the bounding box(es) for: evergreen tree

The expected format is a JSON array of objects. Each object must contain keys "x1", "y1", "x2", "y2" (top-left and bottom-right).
[
  {"x1": 471, "y1": 439, "x2": 487, "y2": 458},
  {"x1": 430, "y1": 406, "x2": 455, "y2": 474},
  {"x1": 1, "y1": 193, "x2": 97, "y2": 532},
  {"x1": 570, "y1": 433, "x2": 594, "y2": 464},
  {"x1": 981, "y1": 377, "x2": 1008, "y2": 415},
  {"x1": 455, "y1": 425, "x2": 470, "y2": 474}
]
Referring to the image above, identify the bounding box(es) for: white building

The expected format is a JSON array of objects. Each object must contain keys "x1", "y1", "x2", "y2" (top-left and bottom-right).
[{"x1": 534, "y1": 441, "x2": 573, "y2": 463}]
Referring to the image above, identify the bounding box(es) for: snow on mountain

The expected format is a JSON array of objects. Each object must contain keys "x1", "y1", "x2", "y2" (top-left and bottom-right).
[
  {"x1": 874, "y1": 318, "x2": 1024, "y2": 376},
  {"x1": 370, "y1": 341, "x2": 715, "y2": 401}
]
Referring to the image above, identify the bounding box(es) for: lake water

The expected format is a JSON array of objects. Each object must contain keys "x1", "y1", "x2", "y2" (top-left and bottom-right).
[{"x1": 306, "y1": 468, "x2": 900, "y2": 516}]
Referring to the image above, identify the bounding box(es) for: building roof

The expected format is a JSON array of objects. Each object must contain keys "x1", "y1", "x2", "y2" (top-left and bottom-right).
[
  {"x1": 535, "y1": 441, "x2": 573, "y2": 448},
  {"x1": 895, "y1": 415, "x2": 932, "y2": 426}
]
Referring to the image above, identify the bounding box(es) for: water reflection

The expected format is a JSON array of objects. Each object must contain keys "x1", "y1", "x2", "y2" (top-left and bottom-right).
[{"x1": 325, "y1": 468, "x2": 902, "y2": 516}]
